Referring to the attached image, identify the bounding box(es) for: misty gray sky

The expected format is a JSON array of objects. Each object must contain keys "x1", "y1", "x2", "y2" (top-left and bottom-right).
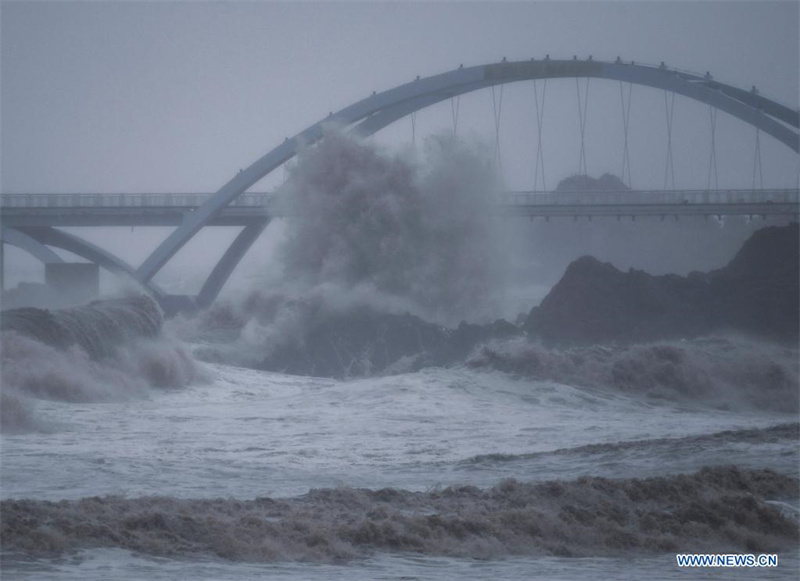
[
  {"x1": 1, "y1": 1, "x2": 798, "y2": 292},
  {"x1": 3, "y1": 1, "x2": 798, "y2": 194}
]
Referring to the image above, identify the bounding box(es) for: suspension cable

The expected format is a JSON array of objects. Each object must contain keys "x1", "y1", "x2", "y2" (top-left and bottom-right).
[
  {"x1": 706, "y1": 105, "x2": 719, "y2": 190},
  {"x1": 492, "y1": 85, "x2": 504, "y2": 171},
  {"x1": 752, "y1": 126, "x2": 764, "y2": 190},
  {"x1": 533, "y1": 79, "x2": 548, "y2": 191},
  {"x1": 410, "y1": 111, "x2": 417, "y2": 146},
  {"x1": 450, "y1": 96, "x2": 460, "y2": 136},
  {"x1": 576, "y1": 77, "x2": 591, "y2": 175},
  {"x1": 663, "y1": 91, "x2": 676, "y2": 190},
  {"x1": 619, "y1": 81, "x2": 633, "y2": 188}
]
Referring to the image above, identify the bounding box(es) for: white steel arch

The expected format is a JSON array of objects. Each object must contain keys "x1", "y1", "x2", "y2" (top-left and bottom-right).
[{"x1": 136, "y1": 58, "x2": 800, "y2": 286}]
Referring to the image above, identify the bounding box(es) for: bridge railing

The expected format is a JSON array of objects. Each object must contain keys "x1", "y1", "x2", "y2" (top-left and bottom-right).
[
  {"x1": 1, "y1": 189, "x2": 798, "y2": 209},
  {"x1": 497, "y1": 189, "x2": 800, "y2": 206},
  {"x1": 0, "y1": 192, "x2": 277, "y2": 209}
]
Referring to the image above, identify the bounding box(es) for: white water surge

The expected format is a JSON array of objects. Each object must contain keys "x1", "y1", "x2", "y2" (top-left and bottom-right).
[{"x1": 2, "y1": 359, "x2": 799, "y2": 579}]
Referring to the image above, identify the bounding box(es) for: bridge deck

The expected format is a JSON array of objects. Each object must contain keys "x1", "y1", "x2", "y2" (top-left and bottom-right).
[
  {"x1": 497, "y1": 189, "x2": 799, "y2": 218},
  {"x1": 1, "y1": 189, "x2": 797, "y2": 227}
]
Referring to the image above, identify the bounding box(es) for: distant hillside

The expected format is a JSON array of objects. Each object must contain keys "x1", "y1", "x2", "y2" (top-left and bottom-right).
[{"x1": 554, "y1": 173, "x2": 630, "y2": 192}]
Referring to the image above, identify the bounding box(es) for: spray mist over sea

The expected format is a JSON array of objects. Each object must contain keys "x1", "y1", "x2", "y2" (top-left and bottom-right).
[
  {"x1": 278, "y1": 129, "x2": 507, "y2": 322},
  {"x1": 176, "y1": 130, "x2": 520, "y2": 370}
]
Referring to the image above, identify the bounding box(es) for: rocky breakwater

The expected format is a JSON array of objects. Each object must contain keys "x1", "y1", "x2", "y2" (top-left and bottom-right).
[{"x1": 524, "y1": 223, "x2": 799, "y2": 346}]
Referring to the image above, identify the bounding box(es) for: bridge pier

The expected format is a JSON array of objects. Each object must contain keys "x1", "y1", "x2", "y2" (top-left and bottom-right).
[{"x1": 17, "y1": 226, "x2": 168, "y2": 300}]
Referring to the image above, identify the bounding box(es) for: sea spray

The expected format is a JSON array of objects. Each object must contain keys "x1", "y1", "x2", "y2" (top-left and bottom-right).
[
  {"x1": 1, "y1": 294, "x2": 162, "y2": 359},
  {"x1": 0, "y1": 295, "x2": 203, "y2": 432},
  {"x1": 175, "y1": 130, "x2": 514, "y2": 375},
  {"x1": 184, "y1": 294, "x2": 522, "y2": 378},
  {"x1": 466, "y1": 335, "x2": 799, "y2": 412},
  {"x1": 277, "y1": 129, "x2": 507, "y2": 324},
  {"x1": 185, "y1": 295, "x2": 799, "y2": 412}
]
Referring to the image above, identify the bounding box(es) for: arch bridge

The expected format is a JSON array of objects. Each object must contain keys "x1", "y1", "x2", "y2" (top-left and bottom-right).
[{"x1": 2, "y1": 58, "x2": 798, "y2": 312}]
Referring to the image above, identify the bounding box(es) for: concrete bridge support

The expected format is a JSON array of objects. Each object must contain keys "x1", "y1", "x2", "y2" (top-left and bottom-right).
[
  {"x1": 2, "y1": 223, "x2": 270, "y2": 314},
  {"x1": 14, "y1": 226, "x2": 168, "y2": 301},
  {"x1": 1, "y1": 227, "x2": 65, "y2": 296}
]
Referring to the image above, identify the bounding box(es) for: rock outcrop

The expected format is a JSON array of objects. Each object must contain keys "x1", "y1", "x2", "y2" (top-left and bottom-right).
[
  {"x1": 524, "y1": 223, "x2": 799, "y2": 345},
  {"x1": 257, "y1": 307, "x2": 522, "y2": 379}
]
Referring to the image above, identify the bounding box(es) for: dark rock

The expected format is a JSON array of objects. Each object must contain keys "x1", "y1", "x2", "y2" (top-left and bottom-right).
[
  {"x1": 159, "y1": 294, "x2": 198, "y2": 318},
  {"x1": 261, "y1": 308, "x2": 447, "y2": 378},
  {"x1": 723, "y1": 222, "x2": 799, "y2": 278},
  {"x1": 524, "y1": 223, "x2": 799, "y2": 345},
  {"x1": 258, "y1": 306, "x2": 523, "y2": 379}
]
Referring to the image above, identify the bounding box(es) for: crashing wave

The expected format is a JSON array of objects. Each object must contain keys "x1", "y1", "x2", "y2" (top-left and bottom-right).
[
  {"x1": 466, "y1": 335, "x2": 799, "y2": 412},
  {"x1": 0, "y1": 295, "x2": 203, "y2": 433},
  {"x1": 461, "y1": 423, "x2": 800, "y2": 466},
  {"x1": 1, "y1": 295, "x2": 162, "y2": 360},
  {"x1": 1, "y1": 466, "x2": 796, "y2": 563}
]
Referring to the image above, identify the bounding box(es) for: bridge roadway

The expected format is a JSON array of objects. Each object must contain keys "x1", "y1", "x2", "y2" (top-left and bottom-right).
[{"x1": 2, "y1": 189, "x2": 798, "y2": 227}]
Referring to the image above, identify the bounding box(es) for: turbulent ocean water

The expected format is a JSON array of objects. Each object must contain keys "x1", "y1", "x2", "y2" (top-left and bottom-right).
[
  {"x1": 2, "y1": 343, "x2": 799, "y2": 579},
  {"x1": 2, "y1": 135, "x2": 799, "y2": 579}
]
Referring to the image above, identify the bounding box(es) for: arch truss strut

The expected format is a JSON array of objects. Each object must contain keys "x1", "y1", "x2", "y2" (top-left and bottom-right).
[
  {"x1": 663, "y1": 90, "x2": 677, "y2": 190},
  {"x1": 450, "y1": 96, "x2": 460, "y2": 135},
  {"x1": 532, "y1": 78, "x2": 548, "y2": 191},
  {"x1": 576, "y1": 76, "x2": 591, "y2": 175},
  {"x1": 753, "y1": 126, "x2": 765, "y2": 190},
  {"x1": 619, "y1": 81, "x2": 633, "y2": 188},
  {"x1": 491, "y1": 84, "x2": 504, "y2": 170}
]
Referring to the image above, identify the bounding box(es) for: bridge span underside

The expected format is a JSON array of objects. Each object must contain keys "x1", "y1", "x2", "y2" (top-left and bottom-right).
[{"x1": 2, "y1": 58, "x2": 798, "y2": 311}]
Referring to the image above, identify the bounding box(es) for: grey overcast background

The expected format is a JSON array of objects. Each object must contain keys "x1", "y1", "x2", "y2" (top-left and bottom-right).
[{"x1": 1, "y1": 0, "x2": 798, "y2": 292}]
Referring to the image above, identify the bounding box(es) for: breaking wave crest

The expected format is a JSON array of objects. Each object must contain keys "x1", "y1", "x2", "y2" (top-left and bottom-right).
[
  {"x1": 2, "y1": 467, "x2": 797, "y2": 563},
  {"x1": 462, "y1": 423, "x2": 800, "y2": 466},
  {"x1": 1, "y1": 295, "x2": 162, "y2": 360},
  {"x1": 466, "y1": 335, "x2": 799, "y2": 412},
  {"x1": 1, "y1": 295, "x2": 204, "y2": 433}
]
